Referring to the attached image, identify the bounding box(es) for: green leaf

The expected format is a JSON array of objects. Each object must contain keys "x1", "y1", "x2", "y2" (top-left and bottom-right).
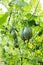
[
  {"x1": 40, "y1": 12, "x2": 43, "y2": 17},
  {"x1": 0, "y1": 14, "x2": 3, "y2": 18},
  {"x1": 22, "y1": 5, "x2": 31, "y2": 12},
  {"x1": 11, "y1": 0, "x2": 27, "y2": 7},
  {"x1": 0, "y1": 12, "x2": 9, "y2": 27}
]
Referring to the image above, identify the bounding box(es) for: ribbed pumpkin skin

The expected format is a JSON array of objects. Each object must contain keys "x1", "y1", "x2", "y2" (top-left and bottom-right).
[
  {"x1": 23, "y1": 27, "x2": 32, "y2": 40},
  {"x1": 20, "y1": 27, "x2": 32, "y2": 41}
]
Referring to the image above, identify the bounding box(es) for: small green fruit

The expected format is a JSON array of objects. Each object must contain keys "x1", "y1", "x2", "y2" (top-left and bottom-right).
[
  {"x1": 20, "y1": 27, "x2": 32, "y2": 41},
  {"x1": 23, "y1": 27, "x2": 32, "y2": 40},
  {"x1": 11, "y1": 31, "x2": 17, "y2": 39}
]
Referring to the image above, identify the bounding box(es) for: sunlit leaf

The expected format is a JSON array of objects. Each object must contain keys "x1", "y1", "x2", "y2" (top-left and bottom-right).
[{"x1": 0, "y1": 12, "x2": 9, "y2": 27}]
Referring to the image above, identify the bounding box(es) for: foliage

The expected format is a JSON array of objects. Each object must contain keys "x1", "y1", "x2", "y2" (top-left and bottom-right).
[{"x1": 0, "y1": 0, "x2": 43, "y2": 65}]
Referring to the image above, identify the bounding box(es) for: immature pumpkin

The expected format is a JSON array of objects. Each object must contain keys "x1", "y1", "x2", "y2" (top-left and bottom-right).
[
  {"x1": 23, "y1": 27, "x2": 32, "y2": 40},
  {"x1": 20, "y1": 26, "x2": 32, "y2": 41}
]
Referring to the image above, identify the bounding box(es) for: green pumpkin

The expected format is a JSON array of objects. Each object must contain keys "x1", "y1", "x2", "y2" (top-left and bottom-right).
[
  {"x1": 20, "y1": 27, "x2": 32, "y2": 41},
  {"x1": 23, "y1": 27, "x2": 32, "y2": 40}
]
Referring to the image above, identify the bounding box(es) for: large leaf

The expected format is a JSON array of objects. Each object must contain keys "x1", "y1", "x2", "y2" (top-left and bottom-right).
[
  {"x1": 0, "y1": 12, "x2": 9, "y2": 27},
  {"x1": 10, "y1": 0, "x2": 27, "y2": 7}
]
